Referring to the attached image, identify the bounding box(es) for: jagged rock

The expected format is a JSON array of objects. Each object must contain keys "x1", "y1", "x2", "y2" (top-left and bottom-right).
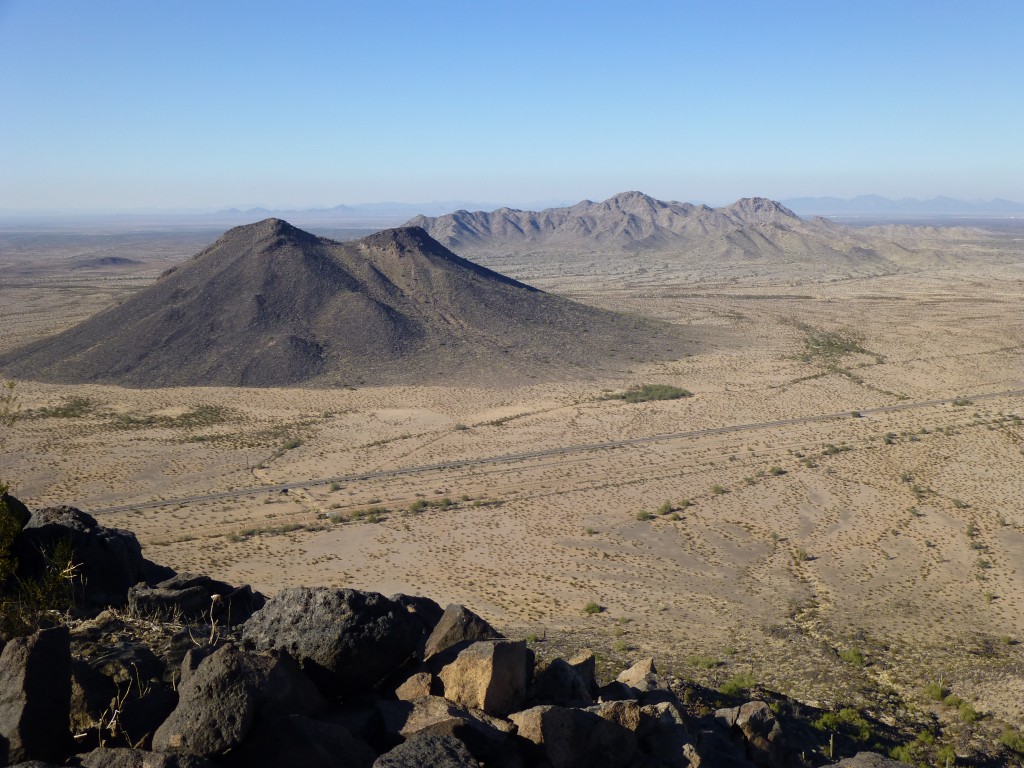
[
  {"x1": 588, "y1": 699, "x2": 642, "y2": 731},
  {"x1": 389, "y1": 593, "x2": 444, "y2": 639},
  {"x1": 220, "y1": 713, "x2": 377, "y2": 768},
  {"x1": 70, "y1": 658, "x2": 117, "y2": 734},
  {"x1": 531, "y1": 657, "x2": 593, "y2": 707},
  {"x1": 437, "y1": 639, "x2": 530, "y2": 717},
  {"x1": 79, "y1": 747, "x2": 219, "y2": 767},
  {"x1": 377, "y1": 696, "x2": 513, "y2": 761},
  {"x1": 0, "y1": 626, "x2": 72, "y2": 765},
  {"x1": 394, "y1": 671, "x2": 434, "y2": 701},
  {"x1": 14, "y1": 506, "x2": 148, "y2": 608},
  {"x1": 827, "y1": 754, "x2": 913, "y2": 767},
  {"x1": 715, "y1": 700, "x2": 784, "y2": 766},
  {"x1": 152, "y1": 643, "x2": 325, "y2": 757},
  {"x1": 617, "y1": 657, "x2": 659, "y2": 692},
  {"x1": 638, "y1": 701, "x2": 696, "y2": 767},
  {"x1": 687, "y1": 723, "x2": 759, "y2": 768},
  {"x1": 568, "y1": 649, "x2": 598, "y2": 696},
  {"x1": 423, "y1": 604, "x2": 502, "y2": 664},
  {"x1": 129, "y1": 573, "x2": 265, "y2": 626},
  {"x1": 373, "y1": 732, "x2": 477, "y2": 768},
  {"x1": 509, "y1": 704, "x2": 638, "y2": 768},
  {"x1": 242, "y1": 587, "x2": 420, "y2": 697}
]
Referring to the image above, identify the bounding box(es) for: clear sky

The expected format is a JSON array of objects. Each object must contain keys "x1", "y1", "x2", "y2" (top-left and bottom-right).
[{"x1": 1, "y1": 0, "x2": 1021, "y2": 211}]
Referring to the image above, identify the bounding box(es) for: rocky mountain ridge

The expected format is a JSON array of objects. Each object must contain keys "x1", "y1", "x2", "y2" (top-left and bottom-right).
[{"x1": 0, "y1": 492, "x2": 982, "y2": 768}]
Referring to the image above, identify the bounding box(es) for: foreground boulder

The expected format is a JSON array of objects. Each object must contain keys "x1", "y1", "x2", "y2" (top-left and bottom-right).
[
  {"x1": 437, "y1": 640, "x2": 530, "y2": 717},
  {"x1": 423, "y1": 604, "x2": 502, "y2": 663},
  {"x1": 79, "y1": 747, "x2": 219, "y2": 767},
  {"x1": 716, "y1": 700, "x2": 785, "y2": 766},
  {"x1": 242, "y1": 587, "x2": 421, "y2": 698},
  {"x1": 0, "y1": 627, "x2": 72, "y2": 765},
  {"x1": 219, "y1": 714, "x2": 376, "y2": 768},
  {"x1": 128, "y1": 573, "x2": 265, "y2": 626},
  {"x1": 373, "y1": 732, "x2": 478, "y2": 768},
  {"x1": 510, "y1": 704, "x2": 638, "y2": 768},
  {"x1": 14, "y1": 506, "x2": 150, "y2": 609},
  {"x1": 152, "y1": 643, "x2": 325, "y2": 757}
]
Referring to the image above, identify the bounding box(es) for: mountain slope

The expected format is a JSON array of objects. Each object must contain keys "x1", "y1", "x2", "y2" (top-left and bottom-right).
[{"x1": 0, "y1": 219, "x2": 685, "y2": 387}]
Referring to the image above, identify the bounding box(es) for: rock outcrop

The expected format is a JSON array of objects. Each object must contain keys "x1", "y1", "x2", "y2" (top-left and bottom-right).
[{"x1": 0, "y1": 494, "x2": 916, "y2": 768}]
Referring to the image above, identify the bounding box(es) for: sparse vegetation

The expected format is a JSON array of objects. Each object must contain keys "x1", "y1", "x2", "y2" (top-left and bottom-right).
[
  {"x1": 604, "y1": 384, "x2": 692, "y2": 403},
  {"x1": 838, "y1": 647, "x2": 866, "y2": 666},
  {"x1": 719, "y1": 671, "x2": 756, "y2": 697},
  {"x1": 582, "y1": 601, "x2": 603, "y2": 615}
]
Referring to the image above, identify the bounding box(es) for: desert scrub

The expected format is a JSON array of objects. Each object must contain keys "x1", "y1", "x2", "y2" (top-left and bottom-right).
[
  {"x1": 582, "y1": 601, "x2": 603, "y2": 615},
  {"x1": 813, "y1": 708, "x2": 873, "y2": 743},
  {"x1": 838, "y1": 647, "x2": 866, "y2": 666},
  {"x1": 635, "y1": 510, "x2": 655, "y2": 521},
  {"x1": 719, "y1": 672, "x2": 756, "y2": 696},
  {"x1": 605, "y1": 384, "x2": 692, "y2": 403}
]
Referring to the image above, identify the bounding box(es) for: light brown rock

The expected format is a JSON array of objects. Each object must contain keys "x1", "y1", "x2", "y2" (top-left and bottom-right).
[{"x1": 438, "y1": 640, "x2": 529, "y2": 717}]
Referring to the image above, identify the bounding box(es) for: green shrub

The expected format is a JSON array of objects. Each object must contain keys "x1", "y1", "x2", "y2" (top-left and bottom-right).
[
  {"x1": 711, "y1": 484, "x2": 727, "y2": 495},
  {"x1": 814, "y1": 708, "x2": 873, "y2": 742},
  {"x1": 838, "y1": 647, "x2": 865, "y2": 666},
  {"x1": 957, "y1": 702, "x2": 980, "y2": 723},
  {"x1": 719, "y1": 672, "x2": 756, "y2": 696},
  {"x1": 635, "y1": 510, "x2": 654, "y2": 521},
  {"x1": 582, "y1": 601, "x2": 603, "y2": 615},
  {"x1": 409, "y1": 499, "x2": 428, "y2": 513},
  {"x1": 924, "y1": 681, "x2": 948, "y2": 701},
  {"x1": 657, "y1": 501, "x2": 673, "y2": 516},
  {"x1": 1000, "y1": 727, "x2": 1024, "y2": 756}
]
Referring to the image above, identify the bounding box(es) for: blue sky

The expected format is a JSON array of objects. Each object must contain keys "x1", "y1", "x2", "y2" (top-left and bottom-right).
[{"x1": 1, "y1": 0, "x2": 1021, "y2": 211}]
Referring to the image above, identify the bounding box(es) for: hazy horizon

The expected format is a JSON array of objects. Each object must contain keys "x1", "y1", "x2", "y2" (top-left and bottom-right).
[{"x1": 1, "y1": 1, "x2": 1022, "y2": 212}]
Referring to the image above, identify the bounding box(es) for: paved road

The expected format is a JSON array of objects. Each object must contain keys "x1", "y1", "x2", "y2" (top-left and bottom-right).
[{"x1": 93, "y1": 388, "x2": 1023, "y2": 515}]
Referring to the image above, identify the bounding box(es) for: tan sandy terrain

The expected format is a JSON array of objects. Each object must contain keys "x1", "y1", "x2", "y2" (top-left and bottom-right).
[{"x1": 1, "y1": 225, "x2": 1022, "y2": 736}]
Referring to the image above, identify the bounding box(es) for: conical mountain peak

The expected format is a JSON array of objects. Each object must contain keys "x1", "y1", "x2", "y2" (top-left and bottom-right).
[{"x1": 0, "y1": 220, "x2": 682, "y2": 387}]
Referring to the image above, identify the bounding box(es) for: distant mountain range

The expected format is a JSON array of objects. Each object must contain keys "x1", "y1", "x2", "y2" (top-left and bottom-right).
[
  {"x1": 0, "y1": 220, "x2": 684, "y2": 387},
  {"x1": 780, "y1": 195, "x2": 1024, "y2": 217}
]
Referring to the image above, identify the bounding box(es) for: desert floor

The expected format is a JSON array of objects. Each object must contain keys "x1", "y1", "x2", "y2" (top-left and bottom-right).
[{"x1": 1, "y1": 226, "x2": 1022, "y2": 731}]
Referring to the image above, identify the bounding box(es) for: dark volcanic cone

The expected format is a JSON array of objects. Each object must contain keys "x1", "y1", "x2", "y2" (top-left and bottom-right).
[{"x1": 0, "y1": 219, "x2": 686, "y2": 387}]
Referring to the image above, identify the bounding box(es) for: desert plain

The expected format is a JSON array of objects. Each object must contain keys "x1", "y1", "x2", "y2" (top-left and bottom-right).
[{"x1": 1, "y1": 219, "x2": 1022, "y2": 744}]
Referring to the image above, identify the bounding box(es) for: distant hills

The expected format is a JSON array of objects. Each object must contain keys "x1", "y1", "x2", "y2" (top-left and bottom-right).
[
  {"x1": 781, "y1": 195, "x2": 1024, "y2": 217},
  {"x1": 0, "y1": 220, "x2": 685, "y2": 387},
  {"x1": 404, "y1": 192, "x2": 902, "y2": 273}
]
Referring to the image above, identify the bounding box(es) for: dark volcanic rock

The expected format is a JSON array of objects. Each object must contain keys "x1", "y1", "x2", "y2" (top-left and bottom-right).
[
  {"x1": 0, "y1": 220, "x2": 684, "y2": 388},
  {"x1": 14, "y1": 506, "x2": 147, "y2": 609},
  {"x1": 80, "y1": 747, "x2": 219, "y2": 768},
  {"x1": 242, "y1": 587, "x2": 420, "y2": 698},
  {"x1": 0, "y1": 493, "x2": 30, "y2": 529},
  {"x1": 389, "y1": 593, "x2": 444, "y2": 639},
  {"x1": 221, "y1": 714, "x2": 376, "y2": 768},
  {"x1": 530, "y1": 657, "x2": 593, "y2": 707},
  {"x1": 0, "y1": 627, "x2": 72, "y2": 765},
  {"x1": 152, "y1": 643, "x2": 325, "y2": 757},
  {"x1": 423, "y1": 603, "x2": 502, "y2": 664},
  {"x1": 128, "y1": 573, "x2": 265, "y2": 625},
  {"x1": 373, "y1": 732, "x2": 478, "y2": 768}
]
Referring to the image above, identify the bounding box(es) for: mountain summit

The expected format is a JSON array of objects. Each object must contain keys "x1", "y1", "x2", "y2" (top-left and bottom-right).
[{"x1": 0, "y1": 220, "x2": 684, "y2": 387}]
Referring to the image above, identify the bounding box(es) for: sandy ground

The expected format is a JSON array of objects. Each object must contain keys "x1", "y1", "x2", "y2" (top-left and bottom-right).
[{"x1": 1, "y1": 229, "x2": 1023, "y2": 728}]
